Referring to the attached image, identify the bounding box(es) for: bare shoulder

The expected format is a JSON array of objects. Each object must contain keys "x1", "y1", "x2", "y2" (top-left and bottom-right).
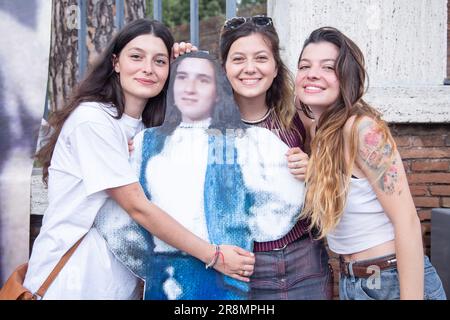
[
  {"x1": 353, "y1": 116, "x2": 399, "y2": 194},
  {"x1": 354, "y1": 116, "x2": 393, "y2": 153},
  {"x1": 342, "y1": 114, "x2": 364, "y2": 143},
  {"x1": 343, "y1": 115, "x2": 359, "y2": 134},
  {"x1": 343, "y1": 115, "x2": 389, "y2": 142}
]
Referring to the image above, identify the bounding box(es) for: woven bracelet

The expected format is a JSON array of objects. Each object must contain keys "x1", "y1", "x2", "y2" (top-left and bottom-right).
[{"x1": 205, "y1": 244, "x2": 220, "y2": 269}]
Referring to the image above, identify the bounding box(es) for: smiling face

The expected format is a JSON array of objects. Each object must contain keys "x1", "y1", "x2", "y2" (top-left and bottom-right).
[
  {"x1": 295, "y1": 41, "x2": 341, "y2": 113},
  {"x1": 224, "y1": 33, "x2": 278, "y2": 102},
  {"x1": 114, "y1": 34, "x2": 170, "y2": 108},
  {"x1": 173, "y1": 58, "x2": 217, "y2": 123}
]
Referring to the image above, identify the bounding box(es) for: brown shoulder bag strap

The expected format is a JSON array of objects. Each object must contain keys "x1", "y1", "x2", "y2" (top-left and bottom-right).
[{"x1": 33, "y1": 236, "x2": 85, "y2": 300}]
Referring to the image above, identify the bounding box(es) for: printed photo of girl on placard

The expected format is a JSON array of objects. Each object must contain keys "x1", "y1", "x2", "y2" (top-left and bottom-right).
[{"x1": 95, "y1": 51, "x2": 305, "y2": 300}]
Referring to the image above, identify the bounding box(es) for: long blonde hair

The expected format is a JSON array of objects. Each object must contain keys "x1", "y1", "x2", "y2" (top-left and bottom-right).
[{"x1": 298, "y1": 27, "x2": 396, "y2": 238}]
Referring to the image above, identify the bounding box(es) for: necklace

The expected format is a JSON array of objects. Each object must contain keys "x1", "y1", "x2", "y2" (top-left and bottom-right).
[{"x1": 241, "y1": 108, "x2": 272, "y2": 124}]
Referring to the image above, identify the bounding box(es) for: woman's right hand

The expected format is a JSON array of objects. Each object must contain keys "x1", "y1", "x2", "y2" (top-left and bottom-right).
[
  {"x1": 286, "y1": 147, "x2": 309, "y2": 181},
  {"x1": 213, "y1": 245, "x2": 255, "y2": 282},
  {"x1": 171, "y1": 42, "x2": 198, "y2": 60}
]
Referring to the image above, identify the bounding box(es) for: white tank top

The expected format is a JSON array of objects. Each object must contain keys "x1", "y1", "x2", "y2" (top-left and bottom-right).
[{"x1": 326, "y1": 177, "x2": 395, "y2": 254}]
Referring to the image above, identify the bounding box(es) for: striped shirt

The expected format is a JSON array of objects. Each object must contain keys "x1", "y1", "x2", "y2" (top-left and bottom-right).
[{"x1": 242, "y1": 108, "x2": 310, "y2": 252}]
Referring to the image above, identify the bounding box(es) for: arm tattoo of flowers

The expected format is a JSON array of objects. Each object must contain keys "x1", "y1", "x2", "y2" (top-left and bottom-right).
[{"x1": 358, "y1": 120, "x2": 399, "y2": 195}]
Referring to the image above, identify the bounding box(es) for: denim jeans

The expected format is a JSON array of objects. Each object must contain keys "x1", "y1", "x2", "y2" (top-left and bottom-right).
[
  {"x1": 339, "y1": 255, "x2": 447, "y2": 300},
  {"x1": 249, "y1": 236, "x2": 333, "y2": 300}
]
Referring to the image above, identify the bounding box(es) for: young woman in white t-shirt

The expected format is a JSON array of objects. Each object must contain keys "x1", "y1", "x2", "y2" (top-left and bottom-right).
[
  {"x1": 94, "y1": 52, "x2": 306, "y2": 299},
  {"x1": 296, "y1": 27, "x2": 445, "y2": 300},
  {"x1": 23, "y1": 19, "x2": 255, "y2": 300}
]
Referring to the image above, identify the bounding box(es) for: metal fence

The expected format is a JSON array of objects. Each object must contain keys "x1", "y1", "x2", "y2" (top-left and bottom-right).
[{"x1": 77, "y1": 0, "x2": 237, "y2": 80}]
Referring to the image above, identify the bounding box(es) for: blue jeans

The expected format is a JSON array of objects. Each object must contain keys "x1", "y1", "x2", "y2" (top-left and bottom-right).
[
  {"x1": 249, "y1": 236, "x2": 333, "y2": 300},
  {"x1": 339, "y1": 255, "x2": 447, "y2": 300}
]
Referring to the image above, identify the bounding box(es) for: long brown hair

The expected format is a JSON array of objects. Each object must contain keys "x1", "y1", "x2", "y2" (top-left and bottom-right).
[
  {"x1": 219, "y1": 18, "x2": 296, "y2": 132},
  {"x1": 37, "y1": 19, "x2": 174, "y2": 184},
  {"x1": 299, "y1": 27, "x2": 396, "y2": 238}
]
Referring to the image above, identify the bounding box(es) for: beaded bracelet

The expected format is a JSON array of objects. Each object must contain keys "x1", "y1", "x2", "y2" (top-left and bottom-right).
[{"x1": 205, "y1": 244, "x2": 220, "y2": 269}]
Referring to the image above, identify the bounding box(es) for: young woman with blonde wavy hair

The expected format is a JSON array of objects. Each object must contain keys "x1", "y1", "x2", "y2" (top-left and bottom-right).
[
  {"x1": 219, "y1": 17, "x2": 333, "y2": 300},
  {"x1": 297, "y1": 26, "x2": 446, "y2": 300}
]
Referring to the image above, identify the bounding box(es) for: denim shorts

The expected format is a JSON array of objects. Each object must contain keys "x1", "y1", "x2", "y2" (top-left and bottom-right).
[
  {"x1": 249, "y1": 236, "x2": 333, "y2": 300},
  {"x1": 339, "y1": 255, "x2": 447, "y2": 300}
]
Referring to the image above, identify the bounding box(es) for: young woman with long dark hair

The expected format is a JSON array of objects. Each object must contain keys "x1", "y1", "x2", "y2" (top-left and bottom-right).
[
  {"x1": 23, "y1": 19, "x2": 254, "y2": 300},
  {"x1": 219, "y1": 17, "x2": 333, "y2": 300}
]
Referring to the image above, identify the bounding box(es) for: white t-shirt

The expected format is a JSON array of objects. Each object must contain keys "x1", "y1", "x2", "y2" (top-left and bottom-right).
[
  {"x1": 23, "y1": 102, "x2": 144, "y2": 299},
  {"x1": 145, "y1": 121, "x2": 211, "y2": 253},
  {"x1": 93, "y1": 121, "x2": 305, "y2": 298},
  {"x1": 133, "y1": 122, "x2": 304, "y2": 250}
]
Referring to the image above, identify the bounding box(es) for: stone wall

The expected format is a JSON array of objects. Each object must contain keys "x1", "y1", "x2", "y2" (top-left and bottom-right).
[
  {"x1": 269, "y1": 0, "x2": 447, "y2": 86},
  {"x1": 447, "y1": 0, "x2": 450, "y2": 79}
]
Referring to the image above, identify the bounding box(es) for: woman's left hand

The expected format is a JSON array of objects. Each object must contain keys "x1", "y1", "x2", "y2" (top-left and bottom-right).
[
  {"x1": 171, "y1": 42, "x2": 198, "y2": 60},
  {"x1": 286, "y1": 147, "x2": 309, "y2": 181}
]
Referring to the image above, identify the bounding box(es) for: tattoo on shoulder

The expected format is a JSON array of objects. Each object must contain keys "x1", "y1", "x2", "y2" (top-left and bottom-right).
[{"x1": 357, "y1": 120, "x2": 399, "y2": 195}]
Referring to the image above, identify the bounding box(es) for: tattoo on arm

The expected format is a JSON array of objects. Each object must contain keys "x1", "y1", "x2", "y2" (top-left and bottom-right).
[{"x1": 357, "y1": 120, "x2": 399, "y2": 195}]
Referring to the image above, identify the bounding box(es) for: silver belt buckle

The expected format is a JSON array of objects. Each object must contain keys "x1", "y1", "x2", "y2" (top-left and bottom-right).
[
  {"x1": 387, "y1": 258, "x2": 397, "y2": 265},
  {"x1": 272, "y1": 243, "x2": 288, "y2": 251}
]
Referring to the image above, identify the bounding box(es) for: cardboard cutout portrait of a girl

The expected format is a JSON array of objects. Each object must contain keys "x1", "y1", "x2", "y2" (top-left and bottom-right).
[{"x1": 95, "y1": 52, "x2": 305, "y2": 300}]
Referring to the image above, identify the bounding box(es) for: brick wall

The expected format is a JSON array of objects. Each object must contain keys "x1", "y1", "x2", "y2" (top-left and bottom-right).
[
  {"x1": 392, "y1": 123, "x2": 450, "y2": 254},
  {"x1": 328, "y1": 123, "x2": 450, "y2": 299}
]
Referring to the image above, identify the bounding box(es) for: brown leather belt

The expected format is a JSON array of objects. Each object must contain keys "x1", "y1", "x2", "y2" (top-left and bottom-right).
[{"x1": 339, "y1": 254, "x2": 397, "y2": 278}]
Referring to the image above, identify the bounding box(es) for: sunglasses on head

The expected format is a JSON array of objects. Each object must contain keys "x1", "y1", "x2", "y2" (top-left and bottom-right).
[{"x1": 223, "y1": 15, "x2": 273, "y2": 30}]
